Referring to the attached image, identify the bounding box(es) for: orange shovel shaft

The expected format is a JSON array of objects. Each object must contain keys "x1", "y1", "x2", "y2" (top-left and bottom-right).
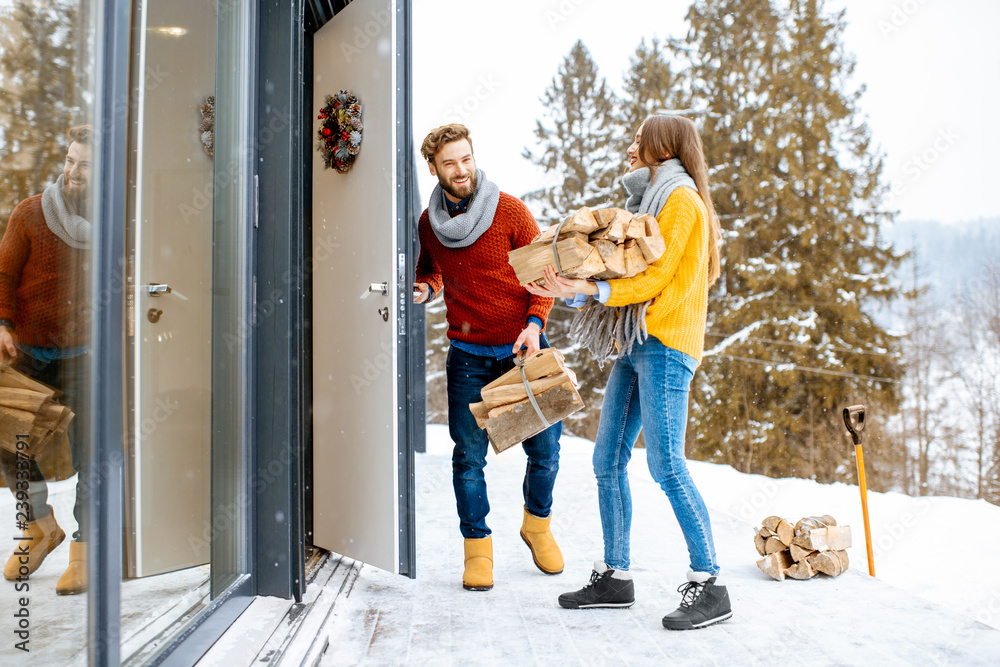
[{"x1": 855, "y1": 444, "x2": 875, "y2": 577}]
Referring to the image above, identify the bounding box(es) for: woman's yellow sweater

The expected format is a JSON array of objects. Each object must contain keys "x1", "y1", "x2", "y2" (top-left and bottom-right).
[{"x1": 605, "y1": 186, "x2": 709, "y2": 363}]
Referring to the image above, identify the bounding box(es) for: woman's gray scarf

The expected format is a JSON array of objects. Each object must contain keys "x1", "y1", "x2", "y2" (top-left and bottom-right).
[
  {"x1": 571, "y1": 160, "x2": 696, "y2": 365},
  {"x1": 427, "y1": 169, "x2": 500, "y2": 248},
  {"x1": 42, "y1": 175, "x2": 90, "y2": 249}
]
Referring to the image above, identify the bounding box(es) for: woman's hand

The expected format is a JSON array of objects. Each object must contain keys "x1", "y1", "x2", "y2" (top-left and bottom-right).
[{"x1": 526, "y1": 265, "x2": 598, "y2": 299}]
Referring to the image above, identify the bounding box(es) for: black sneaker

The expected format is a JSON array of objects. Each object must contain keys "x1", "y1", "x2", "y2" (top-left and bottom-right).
[
  {"x1": 558, "y1": 561, "x2": 635, "y2": 609},
  {"x1": 661, "y1": 573, "x2": 732, "y2": 630}
]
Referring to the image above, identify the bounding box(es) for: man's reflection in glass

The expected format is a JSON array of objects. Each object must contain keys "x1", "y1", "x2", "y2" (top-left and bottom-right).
[{"x1": 0, "y1": 124, "x2": 91, "y2": 595}]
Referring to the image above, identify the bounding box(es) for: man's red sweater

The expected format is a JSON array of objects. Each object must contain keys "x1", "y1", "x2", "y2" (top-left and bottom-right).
[
  {"x1": 416, "y1": 192, "x2": 553, "y2": 345},
  {"x1": 0, "y1": 194, "x2": 90, "y2": 348}
]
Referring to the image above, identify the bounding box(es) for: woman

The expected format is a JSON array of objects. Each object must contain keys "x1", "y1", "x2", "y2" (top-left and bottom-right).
[{"x1": 526, "y1": 115, "x2": 731, "y2": 630}]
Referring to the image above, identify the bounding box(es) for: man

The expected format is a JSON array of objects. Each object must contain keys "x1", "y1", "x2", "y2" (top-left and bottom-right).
[
  {"x1": 414, "y1": 124, "x2": 563, "y2": 590},
  {"x1": 0, "y1": 124, "x2": 91, "y2": 595}
]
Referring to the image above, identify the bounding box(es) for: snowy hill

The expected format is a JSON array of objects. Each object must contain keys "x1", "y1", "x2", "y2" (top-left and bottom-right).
[{"x1": 321, "y1": 425, "x2": 1000, "y2": 665}]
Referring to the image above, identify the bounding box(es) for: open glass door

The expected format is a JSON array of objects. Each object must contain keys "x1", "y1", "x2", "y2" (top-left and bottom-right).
[{"x1": 311, "y1": 0, "x2": 415, "y2": 576}]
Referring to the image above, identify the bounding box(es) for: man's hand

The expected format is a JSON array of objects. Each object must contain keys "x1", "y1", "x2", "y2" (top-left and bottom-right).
[
  {"x1": 0, "y1": 326, "x2": 17, "y2": 363},
  {"x1": 512, "y1": 321, "x2": 541, "y2": 357},
  {"x1": 525, "y1": 265, "x2": 597, "y2": 299},
  {"x1": 413, "y1": 282, "x2": 431, "y2": 304}
]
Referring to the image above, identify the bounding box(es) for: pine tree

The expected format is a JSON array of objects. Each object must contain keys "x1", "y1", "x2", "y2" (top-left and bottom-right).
[
  {"x1": 0, "y1": 0, "x2": 81, "y2": 232},
  {"x1": 522, "y1": 40, "x2": 625, "y2": 439},
  {"x1": 523, "y1": 40, "x2": 622, "y2": 219},
  {"x1": 676, "y1": 0, "x2": 904, "y2": 482},
  {"x1": 621, "y1": 37, "x2": 681, "y2": 138}
]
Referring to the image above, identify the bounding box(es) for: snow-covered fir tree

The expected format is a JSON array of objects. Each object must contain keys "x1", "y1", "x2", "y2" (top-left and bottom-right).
[
  {"x1": 523, "y1": 40, "x2": 622, "y2": 220},
  {"x1": 0, "y1": 0, "x2": 82, "y2": 234},
  {"x1": 621, "y1": 37, "x2": 681, "y2": 139},
  {"x1": 675, "y1": 0, "x2": 905, "y2": 482}
]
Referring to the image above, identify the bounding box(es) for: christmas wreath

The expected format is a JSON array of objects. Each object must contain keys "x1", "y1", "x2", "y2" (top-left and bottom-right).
[
  {"x1": 317, "y1": 90, "x2": 364, "y2": 173},
  {"x1": 199, "y1": 96, "x2": 214, "y2": 158}
]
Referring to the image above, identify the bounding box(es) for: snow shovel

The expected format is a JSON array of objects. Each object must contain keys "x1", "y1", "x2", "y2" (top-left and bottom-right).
[{"x1": 843, "y1": 405, "x2": 875, "y2": 577}]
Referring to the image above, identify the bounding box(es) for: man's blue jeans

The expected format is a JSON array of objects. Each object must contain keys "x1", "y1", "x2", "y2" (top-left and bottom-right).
[
  {"x1": 446, "y1": 345, "x2": 561, "y2": 539},
  {"x1": 593, "y1": 337, "x2": 718, "y2": 574}
]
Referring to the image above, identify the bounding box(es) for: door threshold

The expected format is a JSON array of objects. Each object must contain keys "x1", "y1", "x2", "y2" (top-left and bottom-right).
[{"x1": 195, "y1": 551, "x2": 361, "y2": 667}]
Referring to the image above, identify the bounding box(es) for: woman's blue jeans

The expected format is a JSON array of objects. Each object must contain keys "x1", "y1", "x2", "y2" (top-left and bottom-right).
[
  {"x1": 593, "y1": 337, "x2": 718, "y2": 574},
  {"x1": 446, "y1": 345, "x2": 561, "y2": 539}
]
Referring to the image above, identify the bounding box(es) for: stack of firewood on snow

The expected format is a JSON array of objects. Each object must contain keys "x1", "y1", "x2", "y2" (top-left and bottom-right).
[
  {"x1": 755, "y1": 515, "x2": 852, "y2": 581},
  {"x1": 507, "y1": 206, "x2": 666, "y2": 285},
  {"x1": 0, "y1": 366, "x2": 74, "y2": 459},
  {"x1": 469, "y1": 348, "x2": 584, "y2": 454}
]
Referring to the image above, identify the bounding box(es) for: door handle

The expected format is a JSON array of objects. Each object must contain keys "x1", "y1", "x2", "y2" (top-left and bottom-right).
[
  {"x1": 142, "y1": 283, "x2": 189, "y2": 301},
  {"x1": 360, "y1": 282, "x2": 389, "y2": 299}
]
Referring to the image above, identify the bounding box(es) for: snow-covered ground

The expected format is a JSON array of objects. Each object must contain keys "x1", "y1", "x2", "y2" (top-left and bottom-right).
[{"x1": 320, "y1": 424, "x2": 1000, "y2": 665}]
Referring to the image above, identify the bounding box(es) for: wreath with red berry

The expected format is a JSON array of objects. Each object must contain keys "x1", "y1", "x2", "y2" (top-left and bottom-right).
[{"x1": 317, "y1": 90, "x2": 364, "y2": 173}]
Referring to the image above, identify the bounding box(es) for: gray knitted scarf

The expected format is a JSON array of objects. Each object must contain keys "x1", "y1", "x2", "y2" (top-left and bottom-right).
[
  {"x1": 571, "y1": 160, "x2": 696, "y2": 365},
  {"x1": 427, "y1": 168, "x2": 500, "y2": 248},
  {"x1": 42, "y1": 175, "x2": 91, "y2": 249}
]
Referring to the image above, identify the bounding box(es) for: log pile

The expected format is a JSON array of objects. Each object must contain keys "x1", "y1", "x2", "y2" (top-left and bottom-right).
[
  {"x1": 755, "y1": 515, "x2": 851, "y2": 581},
  {"x1": 507, "y1": 206, "x2": 666, "y2": 285},
  {"x1": 469, "y1": 348, "x2": 584, "y2": 454},
  {"x1": 0, "y1": 366, "x2": 75, "y2": 459}
]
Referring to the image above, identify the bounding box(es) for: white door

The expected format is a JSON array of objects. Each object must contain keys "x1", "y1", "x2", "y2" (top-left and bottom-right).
[
  {"x1": 125, "y1": 0, "x2": 215, "y2": 577},
  {"x1": 311, "y1": 0, "x2": 413, "y2": 574}
]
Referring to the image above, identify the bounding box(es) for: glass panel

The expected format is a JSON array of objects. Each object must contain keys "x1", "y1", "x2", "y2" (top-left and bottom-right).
[
  {"x1": 0, "y1": 0, "x2": 97, "y2": 663},
  {"x1": 118, "y1": 0, "x2": 249, "y2": 660},
  {"x1": 210, "y1": 0, "x2": 251, "y2": 595}
]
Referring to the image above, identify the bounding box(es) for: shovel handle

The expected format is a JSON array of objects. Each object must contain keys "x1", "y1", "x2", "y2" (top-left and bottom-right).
[{"x1": 843, "y1": 404, "x2": 866, "y2": 445}]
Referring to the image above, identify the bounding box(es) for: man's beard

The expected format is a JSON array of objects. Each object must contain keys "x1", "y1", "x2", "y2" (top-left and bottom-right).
[
  {"x1": 63, "y1": 183, "x2": 89, "y2": 216},
  {"x1": 440, "y1": 169, "x2": 477, "y2": 201}
]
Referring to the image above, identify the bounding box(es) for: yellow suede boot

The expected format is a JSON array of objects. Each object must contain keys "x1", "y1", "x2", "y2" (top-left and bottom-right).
[
  {"x1": 56, "y1": 541, "x2": 86, "y2": 595},
  {"x1": 463, "y1": 536, "x2": 493, "y2": 591},
  {"x1": 520, "y1": 507, "x2": 564, "y2": 575},
  {"x1": 4, "y1": 511, "x2": 65, "y2": 581}
]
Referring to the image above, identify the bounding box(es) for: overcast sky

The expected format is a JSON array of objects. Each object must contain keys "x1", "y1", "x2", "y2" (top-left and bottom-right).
[{"x1": 413, "y1": 0, "x2": 1000, "y2": 225}]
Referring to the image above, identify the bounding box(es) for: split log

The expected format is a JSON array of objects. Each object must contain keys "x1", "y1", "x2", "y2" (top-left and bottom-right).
[
  {"x1": 0, "y1": 387, "x2": 48, "y2": 413},
  {"x1": 635, "y1": 235, "x2": 666, "y2": 265},
  {"x1": 789, "y1": 544, "x2": 815, "y2": 563},
  {"x1": 559, "y1": 206, "x2": 601, "y2": 234},
  {"x1": 785, "y1": 559, "x2": 816, "y2": 580},
  {"x1": 761, "y1": 516, "x2": 782, "y2": 532},
  {"x1": 0, "y1": 405, "x2": 35, "y2": 449},
  {"x1": 754, "y1": 532, "x2": 767, "y2": 556},
  {"x1": 792, "y1": 525, "x2": 852, "y2": 552},
  {"x1": 624, "y1": 215, "x2": 646, "y2": 240},
  {"x1": 590, "y1": 240, "x2": 626, "y2": 280},
  {"x1": 622, "y1": 240, "x2": 647, "y2": 278},
  {"x1": 562, "y1": 246, "x2": 607, "y2": 280},
  {"x1": 775, "y1": 519, "x2": 795, "y2": 546},
  {"x1": 764, "y1": 536, "x2": 785, "y2": 555},
  {"x1": 808, "y1": 549, "x2": 849, "y2": 577},
  {"x1": 757, "y1": 550, "x2": 793, "y2": 581},
  {"x1": 0, "y1": 367, "x2": 56, "y2": 398}
]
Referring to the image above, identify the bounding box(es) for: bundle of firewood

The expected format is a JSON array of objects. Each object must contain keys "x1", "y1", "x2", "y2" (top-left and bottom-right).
[
  {"x1": 0, "y1": 366, "x2": 74, "y2": 459},
  {"x1": 755, "y1": 515, "x2": 852, "y2": 581},
  {"x1": 469, "y1": 348, "x2": 584, "y2": 454},
  {"x1": 507, "y1": 206, "x2": 666, "y2": 285}
]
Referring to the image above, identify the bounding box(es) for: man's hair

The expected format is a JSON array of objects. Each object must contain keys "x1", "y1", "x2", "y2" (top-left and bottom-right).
[
  {"x1": 67, "y1": 124, "x2": 93, "y2": 145},
  {"x1": 420, "y1": 124, "x2": 472, "y2": 163}
]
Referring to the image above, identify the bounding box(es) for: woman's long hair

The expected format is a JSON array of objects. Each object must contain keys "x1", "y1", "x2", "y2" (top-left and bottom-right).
[{"x1": 636, "y1": 115, "x2": 722, "y2": 285}]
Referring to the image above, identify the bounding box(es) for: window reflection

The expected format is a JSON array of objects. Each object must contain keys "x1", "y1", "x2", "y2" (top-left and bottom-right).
[{"x1": 0, "y1": 0, "x2": 94, "y2": 661}]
